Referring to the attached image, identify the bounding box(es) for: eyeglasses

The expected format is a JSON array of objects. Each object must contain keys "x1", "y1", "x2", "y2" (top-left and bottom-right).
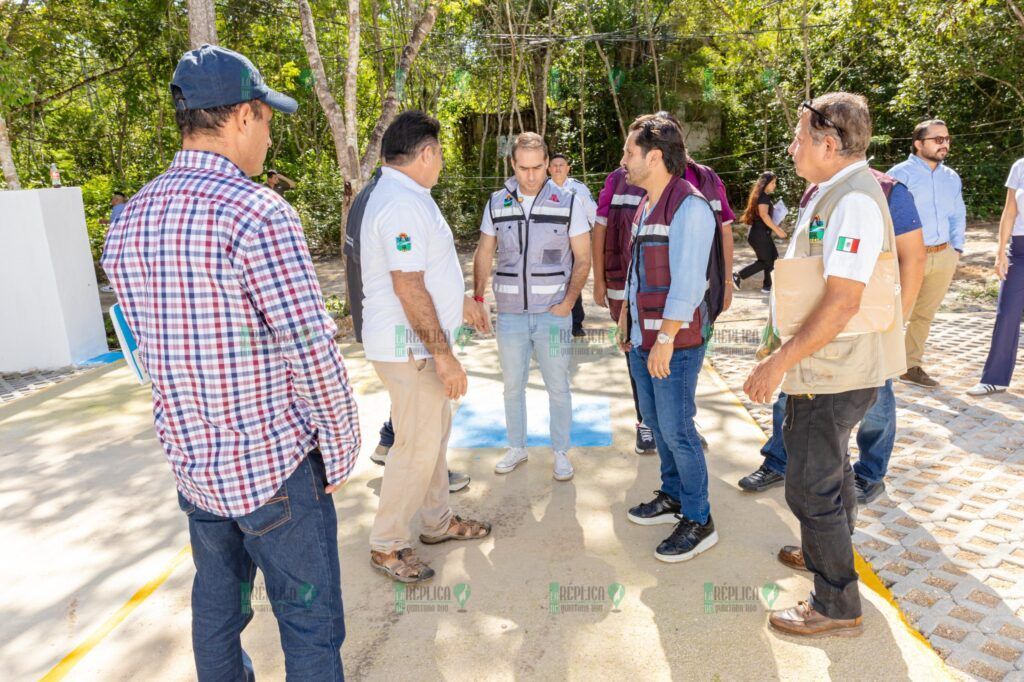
[
  {"x1": 800, "y1": 100, "x2": 846, "y2": 148},
  {"x1": 920, "y1": 135, "x2": 952, "y2": 145}
]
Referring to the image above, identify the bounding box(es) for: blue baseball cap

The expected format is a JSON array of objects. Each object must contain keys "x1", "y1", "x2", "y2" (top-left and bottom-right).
[{"x1": 171, "y1": 44, "x2": 297, "y2": 114}]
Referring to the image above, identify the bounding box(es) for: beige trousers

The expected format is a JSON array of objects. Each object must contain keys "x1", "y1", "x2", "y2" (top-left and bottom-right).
[
  {"x1": 369, "y1": 356, "x2": 453, "y2": 552},
  {"x1": 904, "y1": 245, "x2": 959, "y2": 368}
]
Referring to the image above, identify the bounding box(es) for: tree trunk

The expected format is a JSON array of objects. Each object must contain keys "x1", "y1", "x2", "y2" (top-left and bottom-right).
[
  {"x1": 359, "y1": 0, "x2": 440, "y2": 177},
  {"x1": 0, "y1": 111, "x2": 20, "y2": 189},
  {"x1": 343, "y1": 0, "x2": 361, "y2": 184},
  {"x1": 585, "y1": 6, "x2": 626, "y2": 140},
  {"x1": 187, "y1": 0, "x2": 218, "y2": 49}
]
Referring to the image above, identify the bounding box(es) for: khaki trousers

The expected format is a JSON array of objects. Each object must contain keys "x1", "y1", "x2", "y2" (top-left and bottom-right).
[
  {"x1": 905, "y1": 245, "x2": 959, "y2": 368},
  {"x1": 370, "y1": 356, "x2": 453, "y2": 552}
]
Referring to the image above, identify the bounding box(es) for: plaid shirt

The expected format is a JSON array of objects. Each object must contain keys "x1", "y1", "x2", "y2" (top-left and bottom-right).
[{"x1": 101, "y1": 151, "x2": 361, "y2": 517}]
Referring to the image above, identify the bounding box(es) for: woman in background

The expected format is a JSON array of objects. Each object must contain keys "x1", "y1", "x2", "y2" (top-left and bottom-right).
[
  {"x1": 967, "y1": 157, "x2": 1024, "y2": 396},
  {"x1": 733, "y1": 172, "x2": 786, "y2": 293}
]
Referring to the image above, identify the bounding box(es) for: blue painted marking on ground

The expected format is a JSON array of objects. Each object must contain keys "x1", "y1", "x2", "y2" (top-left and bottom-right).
[
  {"x1": 449, "y1": 395, "x2": 611, "y2": 448},
  {"x1": 80, "y1": 350, "x2": 124, "y2": 366}
]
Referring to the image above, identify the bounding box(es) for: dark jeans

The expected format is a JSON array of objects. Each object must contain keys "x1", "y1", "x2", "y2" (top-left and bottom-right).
[
  {"x1": 782, "y1": 389, "x2": 877, "y2": 620},
  {"x1": 625, "y1": 351, "x2": 642, "y2": 423},
  {"x1": 572, "y1": 294, "x2": 585, "y2": 329},
  {"x1": 737, "y1": 226, "x2": 779, "y2": 289},
  {"x1": 379, "y1": 418, "x2": 395, "y2": 447},
  {"x1": 981, "y1": 236, "x2": 1024, "y2": 386},
  {"x1": 762, "y1": 380, "x2": 896, "y2": 484},
  {"x1": 628, "y1": 344, "x2": 710, "y2": 523},
  {"x1": 178, "y1": 450, "x2": 345, "y2": 681}
]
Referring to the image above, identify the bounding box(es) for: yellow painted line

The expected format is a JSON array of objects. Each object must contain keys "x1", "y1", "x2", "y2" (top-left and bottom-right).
[
  {"x1": 37, "y1": 364, "x2": 380, "y2": 680},
  {"x1": 39, "y1": 545, "x2": 193, "y2": 681},
  {"x1": 702, "y1": 361, "x2": 938, "y2": 654}
]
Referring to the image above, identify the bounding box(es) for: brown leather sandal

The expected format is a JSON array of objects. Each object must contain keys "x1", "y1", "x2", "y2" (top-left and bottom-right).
[
  {"x1": 419, "y1": 514, "x2": 492, "y2": 545},
  {"x1": 370, "y1": 548, "x2": 435, "y2": 583}
]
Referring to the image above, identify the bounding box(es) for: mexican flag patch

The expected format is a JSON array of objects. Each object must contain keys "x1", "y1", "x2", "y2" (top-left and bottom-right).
[{"x1": 836, "y1": 236, "x2": 860, "y2": 253}]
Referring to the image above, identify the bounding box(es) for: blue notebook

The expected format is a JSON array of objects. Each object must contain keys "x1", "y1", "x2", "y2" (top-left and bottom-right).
[{"x1": 109, "y1": 302, "x2": 150, "y2": 385}]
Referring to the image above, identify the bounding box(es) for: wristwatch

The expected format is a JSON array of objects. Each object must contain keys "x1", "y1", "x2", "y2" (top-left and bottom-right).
[{"x1": 656, "y1": 332, "x2": 672, "y2": 345}]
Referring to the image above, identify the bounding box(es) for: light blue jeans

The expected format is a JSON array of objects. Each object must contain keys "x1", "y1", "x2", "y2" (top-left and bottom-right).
[{"x1": 496, "y1": 311, "x2": 573, "y2": 452}]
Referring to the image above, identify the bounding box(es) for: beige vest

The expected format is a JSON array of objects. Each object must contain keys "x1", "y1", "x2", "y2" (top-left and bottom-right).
[{"x1": 781, "y1": 165, "x2": 907, "y2": 395}]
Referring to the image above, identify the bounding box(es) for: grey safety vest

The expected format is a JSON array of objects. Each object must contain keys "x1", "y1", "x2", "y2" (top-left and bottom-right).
[{"x1": 488, "y1": 178, "x2": 576, "y2": 314}]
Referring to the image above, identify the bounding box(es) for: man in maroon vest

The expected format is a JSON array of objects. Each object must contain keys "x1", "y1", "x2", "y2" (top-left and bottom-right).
[
  {"x1": 594, "y1": 115, "x2": 735, "y2": 456},
  {"x1": 616, "y1": 113, "x2": 725, "y2": 563}
]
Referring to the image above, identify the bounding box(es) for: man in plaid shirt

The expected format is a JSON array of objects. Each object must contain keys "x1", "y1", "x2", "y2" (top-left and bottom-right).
[{"x1": 102, "y1": 45, "x2": 358, "y2": 680}]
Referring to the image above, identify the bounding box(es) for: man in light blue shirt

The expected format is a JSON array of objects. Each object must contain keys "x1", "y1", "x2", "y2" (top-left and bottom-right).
[
  {"x1": 888, "y1": 119, "x2": 966, "y2": 387},
  {"x1": 616, "y1": 113, "x2": 722, "y2": 564}
]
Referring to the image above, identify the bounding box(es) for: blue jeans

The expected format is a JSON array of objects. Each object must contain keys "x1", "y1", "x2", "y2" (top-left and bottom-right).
[
  {"x1": 496, "y1": 311, "x2": 573, "y2": 451},
  {"x1": 761, "y1": 379, "x2": 896, "y2": 484},
  {"x1": 628, "y1": 344, "x2": 711, "y2": 524},
  {"x1": 178, "y1": 450, "x2": 345, "y2": 681}
]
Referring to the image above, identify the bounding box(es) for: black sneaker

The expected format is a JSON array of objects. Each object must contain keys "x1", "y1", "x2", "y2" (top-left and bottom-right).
[
  {"x1": 855, "y1": 475, "x2": 885, "y2": 504},
  {"x1": 655, "y1": 515, "x2": 719, "y2": 563},
  {"x1": 738, "y1": 463, "x2": 785, "y2": 492},
  {"x1": 635, "y1": 423, "x2": 656, "y2": 455},
  {"x1": 572, "y1": 325, "x2": 586, "y2": 338},
  {"x1": 732, "y1": 272, "x2": 742, "y2": 290},
  {"x1": 627, "y1": 491, "x2": 680, "y2": 526}
]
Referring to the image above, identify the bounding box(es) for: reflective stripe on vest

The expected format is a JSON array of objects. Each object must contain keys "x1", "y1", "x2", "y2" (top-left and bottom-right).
[{"x1": 489, "y1": 177, "x2": 576, "y2": 314}]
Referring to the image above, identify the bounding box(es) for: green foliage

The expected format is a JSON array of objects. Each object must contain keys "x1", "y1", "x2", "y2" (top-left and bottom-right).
[{"x1": 4, "y1": 0, "x2": 1024, "y2": 258}]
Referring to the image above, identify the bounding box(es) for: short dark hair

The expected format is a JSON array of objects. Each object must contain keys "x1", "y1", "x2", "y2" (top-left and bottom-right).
[
  {"x1": 172, "y1": 89, "x2": 264, "y2": 137},
  {"x1": 628, "y1": 114, "x2": 687, "y2": 176},
  {"x1": 112, "y1": 191, "x2": 126, "y2": 199},
  {"x1": 911, "y1": 119, "x2": 947, "y2": 153},
  {"x1": 549, "y1": 153, "x2": 568, "y2": 163},
  {"x1": 382, "y1": 110, "x2": 441, "y2": 165}
]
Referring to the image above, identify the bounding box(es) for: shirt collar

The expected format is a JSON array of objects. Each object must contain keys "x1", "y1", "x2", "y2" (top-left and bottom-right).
[
  {"x1": 381, "y1": 166, "x2": 431, "y2": 194},
  {"x1": 171, "y1": 150, "x2": 249, "y2": 177},
  {"x1": 816, "y1": 159, "x2": 869, "y2": 191},
  {"x1": 907, "y1": 152, "x2": 942, "y2": 173}
]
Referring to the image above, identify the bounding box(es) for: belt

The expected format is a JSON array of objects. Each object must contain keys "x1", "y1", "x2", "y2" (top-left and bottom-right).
[{"x1": 925, "y1": 243, "x2": 948, "y2": 253}]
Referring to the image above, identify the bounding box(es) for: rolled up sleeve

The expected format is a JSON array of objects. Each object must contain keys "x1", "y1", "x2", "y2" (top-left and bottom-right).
[
  {"x1": 663, "y1": 197, "x2": 716, "y2": 323},
  {"x1": 240, "y1": 208, "x2": 361, "y2": 486}
]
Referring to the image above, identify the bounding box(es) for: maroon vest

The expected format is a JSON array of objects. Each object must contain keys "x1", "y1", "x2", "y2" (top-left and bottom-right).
[
  {"x1": 603, "y1": 168, "x2": 646, "y2": 321},
  {"x1": 603, "y1": 162, "x2": 727, "y2": 322},
  {"x1": 626, "y1": 176, "x2": 725, "y2": 351}
]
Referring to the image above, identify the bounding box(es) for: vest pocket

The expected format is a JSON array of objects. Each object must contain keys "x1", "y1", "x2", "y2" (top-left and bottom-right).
[
  {"x1": 642, "y1": 244, "x2": 671, "y2": 289},
  {"x1": 636, "y1": 290, "x2": 703, "y2": 351}
]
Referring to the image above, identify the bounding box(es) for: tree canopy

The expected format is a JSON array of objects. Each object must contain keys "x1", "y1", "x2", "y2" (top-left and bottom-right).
[{"x1": 2, "y1": 0, "x2": 1022, "y2": 255}]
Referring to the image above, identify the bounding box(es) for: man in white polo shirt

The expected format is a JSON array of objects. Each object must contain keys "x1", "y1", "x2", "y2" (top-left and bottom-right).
[
  {"x1": 745, "y1": 92, "x2": 905, "y2": 638},
  {"x1": 357, "y1": 111, "x2": 491, "y2": 583}
]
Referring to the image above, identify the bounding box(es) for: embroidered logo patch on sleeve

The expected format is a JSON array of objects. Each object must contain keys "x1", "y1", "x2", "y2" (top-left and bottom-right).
[
  {"x1": 836, "y1": 236, "x2": 860, "y2": 253},
  {"x1": 396, "y1": 232, "x2": 412, "y2": 252}
]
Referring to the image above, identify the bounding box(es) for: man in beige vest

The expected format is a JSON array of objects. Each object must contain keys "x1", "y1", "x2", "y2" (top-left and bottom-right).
[{"x1": 744, "y1": 92, "x2": 906, "y2": 638}]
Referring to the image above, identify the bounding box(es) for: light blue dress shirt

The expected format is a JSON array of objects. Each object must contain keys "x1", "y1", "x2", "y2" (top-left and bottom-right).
[
  {"x1": 887, "y1": 153, "x2": 966, "y2": 251},
  {"x1": 628, "y1": 195, "x2": 716, "y2": 347}
]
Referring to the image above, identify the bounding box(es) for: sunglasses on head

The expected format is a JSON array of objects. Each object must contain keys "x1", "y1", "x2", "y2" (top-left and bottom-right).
[
  {"x1": 920, "y1": 135, "x2": 952, "y2": 145},
  {"x1": 800, "y1": 100, "x2": 846, "y2": 148}
]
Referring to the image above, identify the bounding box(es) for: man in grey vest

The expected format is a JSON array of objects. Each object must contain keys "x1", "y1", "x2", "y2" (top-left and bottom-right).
[
  {"x1": 472, "y1": 132, "x2": 592, "y2": 482},
  {"x1": 745, "y1": 93, "x2": 906, "y2": 638}
]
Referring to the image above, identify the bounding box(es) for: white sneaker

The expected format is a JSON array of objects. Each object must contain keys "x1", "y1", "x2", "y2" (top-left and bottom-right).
[
  {"x1": 494, "y1": 447, "x2": 528, "y2": 474},
  {"x1": 370, "y1": 443, "x2": 389, "y2": 465},
  {"x1": 553, "y1": 450, "x2": 574, "y2": 481},
  {"x1": 966, "y1": 383, "x2": 1007, "y2": 397}
]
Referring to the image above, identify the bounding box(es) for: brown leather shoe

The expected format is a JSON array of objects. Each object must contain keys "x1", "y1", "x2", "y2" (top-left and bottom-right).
[
  {"x1": 778, "y1": 545, "x2": 808, "y2": 572},
  {"x1": 769, "y1": 600, "x2": 863, "y2": 638},
  {"x1": 900, "y1": 366, "x2": 939, "y2": 387}
]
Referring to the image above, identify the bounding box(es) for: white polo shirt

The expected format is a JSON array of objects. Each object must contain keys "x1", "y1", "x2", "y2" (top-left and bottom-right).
[
  {"x1": 360, "y1": 167, "x2": 465, "y2": 362},
  {"x1": 785, "y1": 160, "x2": 884, "y2": 284}
]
